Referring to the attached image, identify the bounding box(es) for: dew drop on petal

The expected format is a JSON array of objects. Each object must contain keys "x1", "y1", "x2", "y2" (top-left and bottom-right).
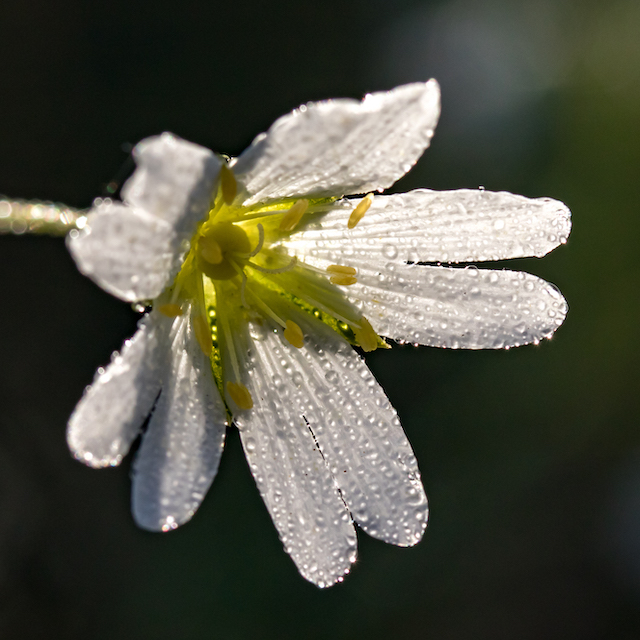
[
  {"x1": 325, "y1": 370, "x2": 339, "y2": 385},
  {"x1": 382, "y1": 244, "x2": 398, "y2": 259}
]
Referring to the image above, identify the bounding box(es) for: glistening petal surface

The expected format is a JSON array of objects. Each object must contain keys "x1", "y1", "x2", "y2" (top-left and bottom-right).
[
  {"x1": 348, "y1": 264, "x2": 568, "y2": 349},
  {"x1": 132, "y1": 313, "x2": 227, "y2": 531},
  {"x1": 68, "y1": 202, "x2": 182, "y2": 302},
  {"x1": 231, "y1": 319, "x2": 357, "y2": 588},
  {"x1": 285, "y1": 189, "x2": 571, "y2": 264},
  {"x1": 66, "y1": 312, "x2": 169, "y2": 468},
  {"x1": 68, "y1": 134, "x2": 221, "y2": 302},
  {"x1": 121, "y1": 132, "x2": 221, "y2": 235},
  {"x1": 272, "y1": 303, "x2": 428, "y2": 546},
  {"x1": 233, "y1": 81, "x2": 441, "y2": 206}
]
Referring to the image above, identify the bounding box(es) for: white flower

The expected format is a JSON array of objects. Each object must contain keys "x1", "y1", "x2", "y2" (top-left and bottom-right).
[{"x1": 65, "y1": 80, "x2": 571, "y2": 587}]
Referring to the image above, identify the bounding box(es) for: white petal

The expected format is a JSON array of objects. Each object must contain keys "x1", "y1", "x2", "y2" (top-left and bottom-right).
[
  {"x1": 231, "y1": 321, "x2": 357, "y2": 587},
  {"x1": 67, "y1": 312, "x2": 170, "y2": 469},
  {"x1": 272, "y1": 307, "x2": 428, "y2": 546},
  {"x1": 69, "y1": 135, "x2": 221, "y2": 302},
  {"x1": 349, "y1": 264, "x2": 568, "y2": 349},
  {"x1": 67, "y1": 201, "x2": 181, "y2": 302},
  {"x1": 122, "y1": 132, "x2": 221, "y2": 235},
  {"x1": 233, "y1": 81, "x2": 440, "y2": 206},
  {"x1": 132, "y1": 313, "x2": 227, "y2": 531},
  {"x1": 286, "y1": 189, "x2": 571, "y2": 264}
]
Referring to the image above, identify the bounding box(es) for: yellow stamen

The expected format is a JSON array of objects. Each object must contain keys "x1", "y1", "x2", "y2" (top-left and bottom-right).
[
  {"x1": 348, "y1": 193, "x2": 374, "y2": 229},
  {"x1": 220, "y1": 164, "x2": 237, "y2": 205},
  {"x1": 283, "y1": 319, "x2": 304, "y2": 348},
  {"x1": 326, "y1": 264, "x2": 356, "y2": 275},
  {"x1": 329, "y1": 274, "x2": 357, "y2": 286},
  {"x1": 327, "y1": 263, "x2": 357, "y2": 285},
  {"x1": 353, "y1": 316, "x2": 379, "y2": 352},
  {"x1": 193, "y1": 314, "x2": 213, "y2": 355},
  {"x1": 279, "y1": 199, "x2": 309, "y2": 232},
  {"x1": 227, "y1": 381, "x2": 253, "y2": 410},
  {"x1": 157, "y1": 303, "x2": 183, "y2": 317},
  {"x1": 199, "y1": 236, "x2": 223, "y2": 264}
]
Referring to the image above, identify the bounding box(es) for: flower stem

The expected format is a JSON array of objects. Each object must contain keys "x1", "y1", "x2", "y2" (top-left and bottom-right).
[{"x1": 0, "y1": 197, "x2": 85, "y2": 236}]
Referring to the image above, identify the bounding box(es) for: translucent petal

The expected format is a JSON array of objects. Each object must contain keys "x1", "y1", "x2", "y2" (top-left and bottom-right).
[
  {"x1": 233, "y1": 81, "x2": 440, "y2": 206},
  {"x1": 67, "y1": 312, "x2": 170, "y2": 469},
  {"x1": 69, "y1": 135, "x2": 221, "y2": 302},
  {"x1": 231, "y1": 321, "x2": 357, "y2": 587},
  {"x1": 121, "y1": 132, "x2": 221, "y2": 236},
  {"x1": 67, "y1": 201, "x2": 181, "y2": 302},
  {"x1": 262, "y1": 305, "x2": 428, "y2": 546},
  {"x1": 285, "y1": 189, "x2": 571, "y2": 264},
  {"x1": 347, "y1": 264, "x2": 568, "y2": 349},
  {"x1": 132, "y1": 313, "x2": 227, "y2": 531}
]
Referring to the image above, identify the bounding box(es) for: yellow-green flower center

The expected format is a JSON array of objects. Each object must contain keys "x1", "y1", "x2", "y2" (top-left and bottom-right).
[
  {"x1": 197, "y1": 222, "x2": 251, "y2": 281},
  {"x1": 158, "y1": 165, "x2": 386, "y2": 412}
]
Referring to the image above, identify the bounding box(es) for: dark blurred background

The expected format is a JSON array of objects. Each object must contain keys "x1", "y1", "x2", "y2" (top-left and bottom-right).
[{"x1": 1, "y1": 0, "x2": 639, "y2": 638}]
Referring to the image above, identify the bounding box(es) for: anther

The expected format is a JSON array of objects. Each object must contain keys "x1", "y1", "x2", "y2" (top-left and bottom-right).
[
  {"x1": 348, "y1": 193, "x2": 374, "y2": 229},
  {"x1": 327, "y1": 264, "x2": 357, "y2": 286},
  {"x1": 226, "y1": 381, "x2": 253, "y2": 410},
  {"x1": 327, "y1": 265, "x2": 356, "y2": 275},
  {"x1": 193, "y1": 314, "x2": 213, "y2": 355},
  {"x1": 329, "y1": 274, "x2": 357, "y2": 286},
  {"x1": 157, "y1": 303, "x2": 183, "y2": 317},
  {"x1": 283, "y1": 320, "x2": 304, "y2": 348},
  {"x1": 199, "y1": 236, "x2": 223, "y2": 264},
  {"x1": 353, "y1": 316, "x2": 379, "y2": 352},
  {"x1": 279, "y1": 199, "x2": 309, "y2": 232},
  {"x1": 220, "y1": 164, "x2": 237, "y2": 205}
]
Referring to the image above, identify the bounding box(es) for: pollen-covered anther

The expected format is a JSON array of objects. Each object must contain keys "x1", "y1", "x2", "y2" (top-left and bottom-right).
[
  {"x1": 327, "y1": 264, "x2": 357, "y2": 286},
  {"x1": 219, "y1": 163, "x2": 237, "y2": 205},
  {"x1": 227, "y1": 381, "x2": 253, "y2": 410},
  {"x1": 279, "y1": 199, "x2": 309, "y2": 232},
  {"x1": 348, "y1": 192, "x2": 374, "y2": 229},
  {"x1": 157, "y1": 303, "x2": 183, "y2": 317},
  {"x1": 193, "y1": 314, "x2": 213, "y2": 355},
  {"x1": 353, "y1": 316, "x2": 379, "y2": 352},
  {"x1": 284, "y1": 320, "x2": 304, "y2": 348}
]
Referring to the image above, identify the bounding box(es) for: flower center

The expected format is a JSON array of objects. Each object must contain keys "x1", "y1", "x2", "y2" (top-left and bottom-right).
[
  {"x1": 197, "y1": 222, "x2": 251, "y2": 280},
  {"x1": 158, "y1": 165, "x2": 385, "y2": 413}
]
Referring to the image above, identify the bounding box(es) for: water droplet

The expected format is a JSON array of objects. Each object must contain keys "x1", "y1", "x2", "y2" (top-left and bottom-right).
[
  {"x1": 382, "y1": 244, "x2": 398, "y2": 259},
  {"x1": 325, "y1": 370, "x2": 339, "y2": 385}
]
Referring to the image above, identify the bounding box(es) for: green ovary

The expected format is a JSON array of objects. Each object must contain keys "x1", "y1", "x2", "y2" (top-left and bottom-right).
[{"x1": 197, "y1": 222, "x2": 251, "y2": 280}]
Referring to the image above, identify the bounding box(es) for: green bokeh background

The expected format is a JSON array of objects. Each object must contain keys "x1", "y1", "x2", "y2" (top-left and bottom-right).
[{"x1": 1, "y1": 0, "x2": 639, "y2": 637}]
